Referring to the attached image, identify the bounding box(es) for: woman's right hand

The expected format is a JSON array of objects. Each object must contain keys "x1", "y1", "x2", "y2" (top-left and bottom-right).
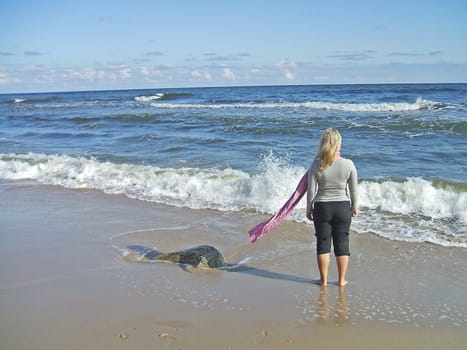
[{"x1": 351, "y1": 210, "x2": 358, "y2": 217}]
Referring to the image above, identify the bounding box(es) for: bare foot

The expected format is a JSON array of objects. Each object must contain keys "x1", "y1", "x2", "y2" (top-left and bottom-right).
[
  {"x1": 311, "y1": 279, "x2": 327, "y2": 286},
  {"x1": 338, "y1": 280, "x2": 348, "y2": 287}
]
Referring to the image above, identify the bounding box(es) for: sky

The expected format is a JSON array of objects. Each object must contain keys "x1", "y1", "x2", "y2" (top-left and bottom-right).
[{"x1": 1, "y1": 0, "x2": 466, "y2": 93}]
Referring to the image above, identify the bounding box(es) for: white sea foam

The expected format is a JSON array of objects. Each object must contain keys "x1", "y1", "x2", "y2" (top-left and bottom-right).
[
  {"x1": 355, "y1": 179, "x2": 467, "y2": 247},
  {"x1": 14, "y1": 98, "x2": 27, "y2": 103},
  {"x1": 149, "y1": 98, "x2": 442, "y2": 112},
  {"x1": 134, "y1": 93, "x2": 165, "y2": 102},
  {"x1": 1, "y1": 152, "x2": 465, "y2": 247},
  {"x1": 359, "y1": 178, "x2": 466, "y2": 222},
  {"x1": 220, "y1": 257, "x2": 253, "y2": 270}
]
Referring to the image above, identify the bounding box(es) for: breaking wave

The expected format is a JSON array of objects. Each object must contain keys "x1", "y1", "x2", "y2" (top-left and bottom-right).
[
  {"x1": 134, "y1": 92, "x2": 193, "y2": 102},
  {"x1": 1, "y1": 152, "x2": 465, "y2": 247},
  {"x1": 149, "y1": 98, "x2": 445, "y2": 112}
]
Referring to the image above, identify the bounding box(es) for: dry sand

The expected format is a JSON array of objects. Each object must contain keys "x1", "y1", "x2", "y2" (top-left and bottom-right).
[{"x1": 1, "y1": 182, "x2": 466, "y2": 349}]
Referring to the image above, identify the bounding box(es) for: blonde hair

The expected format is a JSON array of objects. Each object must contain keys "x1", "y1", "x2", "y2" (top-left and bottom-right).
[{"x1": 317, "y1": 128, "x2": 342, "y2": 170}]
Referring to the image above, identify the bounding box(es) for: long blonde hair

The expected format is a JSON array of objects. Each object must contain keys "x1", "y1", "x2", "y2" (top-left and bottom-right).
[{"x1": 317, "y1": 128, "x2": 342, "y2": 170}]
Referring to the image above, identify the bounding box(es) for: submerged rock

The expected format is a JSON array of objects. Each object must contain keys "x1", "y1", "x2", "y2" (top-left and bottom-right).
[{"x1": 129, "y1": 245, "x2": 226, "y2": 269}]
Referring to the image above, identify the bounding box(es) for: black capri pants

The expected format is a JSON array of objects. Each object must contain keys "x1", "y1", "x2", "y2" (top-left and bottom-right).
[{"x1": 313, "y1": 201, "x2": 352, "y2": 256}]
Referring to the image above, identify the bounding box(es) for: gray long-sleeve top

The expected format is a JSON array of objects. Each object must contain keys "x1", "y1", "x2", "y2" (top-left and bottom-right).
[{"x1": 306, "y1": 158, "x2": 359, "y2": 215}]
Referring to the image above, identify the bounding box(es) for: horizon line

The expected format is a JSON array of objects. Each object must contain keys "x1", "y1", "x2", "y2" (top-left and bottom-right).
[{"x1": 1, "y1": 81, "x2": 466, "y2": 95}]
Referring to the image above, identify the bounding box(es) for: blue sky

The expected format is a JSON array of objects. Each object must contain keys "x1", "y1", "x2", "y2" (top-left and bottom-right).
[{"x1": 1, "y1": 0, "x2": 466, "y2": 93}]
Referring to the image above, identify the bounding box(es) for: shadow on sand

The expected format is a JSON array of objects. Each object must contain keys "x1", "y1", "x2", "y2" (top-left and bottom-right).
[{"x1": 125, "y1": 245, "x2": 314, "y2": 284}]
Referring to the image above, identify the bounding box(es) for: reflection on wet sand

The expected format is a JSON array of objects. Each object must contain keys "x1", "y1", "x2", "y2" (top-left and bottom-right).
[{"x1": 316, "y1": 286, "x2": 349, "y2": 326}]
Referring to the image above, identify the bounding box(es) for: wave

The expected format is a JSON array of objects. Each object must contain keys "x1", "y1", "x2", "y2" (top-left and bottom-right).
[
  {"x1": 149, "y1": 98, "x2": 445, "y2": 112},
  {"x1": 134, "y1": 92, "x2": 193, "y2": 102},
  {"x1": 1, "y1": 152, "x2": 465, "y2": 247},
  {"x1": 10, "y1": 96, "x2": 63, "y2": 104},
  {"x1": 134, "y1": 93, "x2": 164, "y2": 102},
  {"x1": 359, "y1": 178, "x2": 466, "y2": 221}
]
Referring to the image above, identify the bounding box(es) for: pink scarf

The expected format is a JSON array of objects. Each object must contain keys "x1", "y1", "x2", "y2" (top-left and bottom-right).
[{"x1": 248, "y1": 170, "x2": 309, "y2": 243}]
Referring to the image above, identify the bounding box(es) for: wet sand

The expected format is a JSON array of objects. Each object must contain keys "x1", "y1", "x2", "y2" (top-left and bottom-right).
[{"x1": 1, "y1": 182, "x2": 466, "y2": 349}]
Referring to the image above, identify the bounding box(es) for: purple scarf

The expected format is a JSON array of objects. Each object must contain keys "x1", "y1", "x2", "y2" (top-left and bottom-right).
[{"x1": 248, "y1": 170, "x2": 309, "y2": 243}]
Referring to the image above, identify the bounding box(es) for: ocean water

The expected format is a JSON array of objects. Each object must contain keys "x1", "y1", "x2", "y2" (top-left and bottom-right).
[{"x1": 0, "y1": 84, "x2": 466, "y2": 247}]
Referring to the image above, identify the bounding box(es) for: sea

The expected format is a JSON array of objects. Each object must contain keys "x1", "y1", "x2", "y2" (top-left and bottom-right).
[{"x1": 1, "y1": 84, "x2": 466, "y2": 247}]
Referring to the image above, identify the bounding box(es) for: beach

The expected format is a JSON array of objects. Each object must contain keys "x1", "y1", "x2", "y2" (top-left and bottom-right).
[
  {"x1": 1, "y1": 182, "x2": 466, "y2": 350},
  {"x1": 1, "y1": 84, "x2": 466, "y2": 349}
]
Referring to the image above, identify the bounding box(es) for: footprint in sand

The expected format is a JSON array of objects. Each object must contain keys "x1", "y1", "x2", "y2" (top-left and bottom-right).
[
  {"x1": 158, "y1": 332, "x2": 179, "y2": 350},
  {"x1": 254, "y1": 328, "x2": 269, "y2": 345},
  {"x1": 119, "y1": 332, "x2": 129, "y2": 341}
]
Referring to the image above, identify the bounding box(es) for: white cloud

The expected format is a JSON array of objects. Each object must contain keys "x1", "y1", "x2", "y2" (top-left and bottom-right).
[
  {"x1": 276, "y1": 59, "x2": 297, "y2": 69},
  {"x1": 284, "y1": 70, "x2": 295, "y2": 80},
  {"x1": 140, "y1": 67, "x2": 161, "y2": 76},
  {"x1": 191, "y1": 70, "x2": 212, "y2": 80},
  {"x1": 119, "y1": 67, "x2": 132, "y2": 79},
  {"x1": 191, "y1": 70, "x2": 202, "y2": 78},
  {"x1": 83, "y1": 68, "x2": 108, "y2": 81},
  {"x1": 57, "y1": 67, "x2": 122, "y2": 82},
  {"x1": 0, "y1": 72, "x2": 9, "y2": 84},
  {"x1": 222, "y1": 68, "x2": 236, "y2": 80},
  {"x1": 0, "y1": 72, "x2": 20, "y2": 85},
  {"x1": 275, "y1": 60, "x2": 297, "y2": 81},
  {"x1": 2, "y1": 59, "x2": 467, "y2": 93},
  {"x1": 139, "y1": 66, "x2": 162, "y2": 82}
]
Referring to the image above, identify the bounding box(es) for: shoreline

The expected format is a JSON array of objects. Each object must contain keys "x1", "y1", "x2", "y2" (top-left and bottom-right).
[{"x1": 1, "y1": 182, "x2": 466, "y2": 349}]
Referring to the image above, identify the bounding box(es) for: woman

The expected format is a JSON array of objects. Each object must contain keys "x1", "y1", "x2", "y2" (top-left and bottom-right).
[{"x1": 306, "y1": 128, "x2": 358, "y2": 287}]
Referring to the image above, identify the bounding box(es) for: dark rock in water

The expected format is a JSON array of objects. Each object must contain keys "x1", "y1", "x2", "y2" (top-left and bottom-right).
[{"x1": 133, "y1": 245, "x2": 226, "y2": 268}]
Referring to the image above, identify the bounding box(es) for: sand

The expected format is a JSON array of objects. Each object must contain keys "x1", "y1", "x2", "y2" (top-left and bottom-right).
[{"x1": 1, "y1": 181, "x2": 466, "y2": 350}]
